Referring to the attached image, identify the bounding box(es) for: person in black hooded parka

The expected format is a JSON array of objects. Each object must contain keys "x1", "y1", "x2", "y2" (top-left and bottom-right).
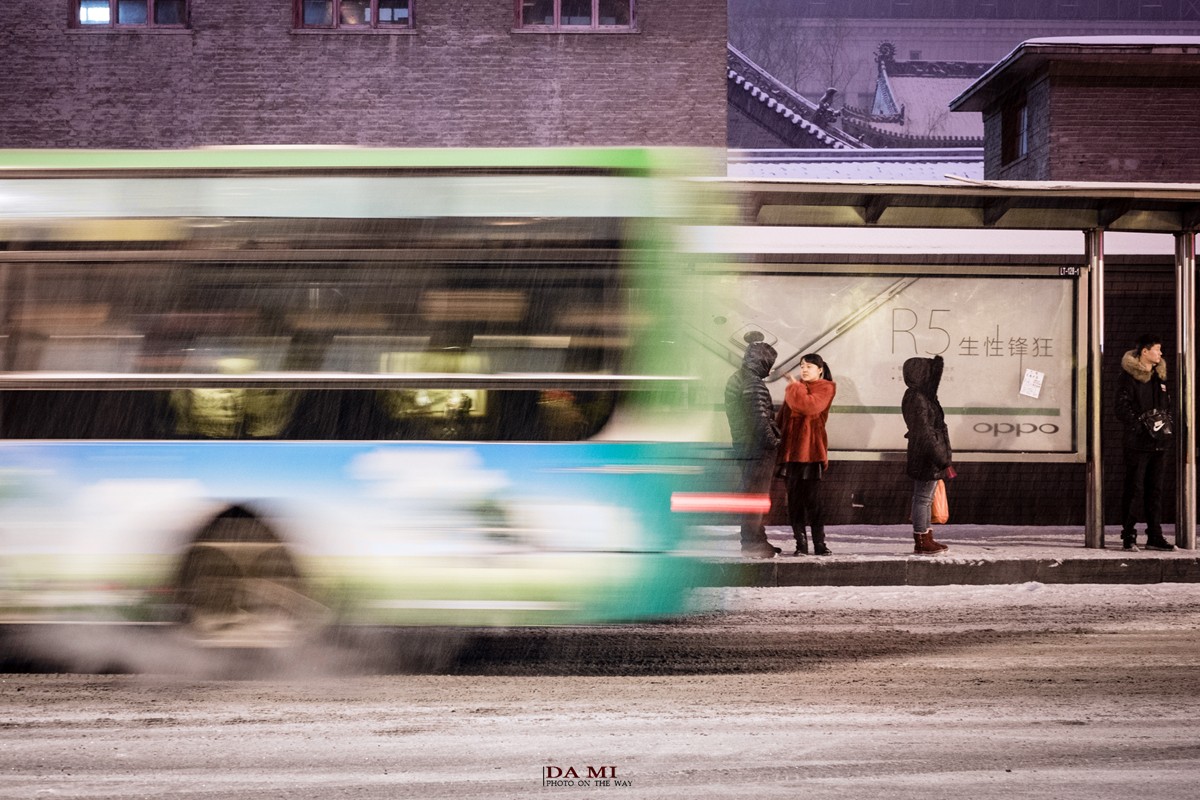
[
  {"x1": 725, "y1": 333, "x2": 782, "y2": 558},
  {"x1": 901, "y1": 354, "x2": 951, "y2": 555}
]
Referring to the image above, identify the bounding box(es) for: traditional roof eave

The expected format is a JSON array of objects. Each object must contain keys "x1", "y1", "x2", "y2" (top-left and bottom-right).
[
  {"x1": 839, "y1": 117, "x2": 983, "y2": 149},
  {"x1": 727, "y1": 44, "x2": 864, "y2": 150}
]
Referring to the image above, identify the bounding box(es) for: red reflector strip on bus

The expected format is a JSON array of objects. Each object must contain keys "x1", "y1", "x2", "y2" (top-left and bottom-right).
[{"x1": 670, "y1": 493, "x2": 771, "y2": 514}]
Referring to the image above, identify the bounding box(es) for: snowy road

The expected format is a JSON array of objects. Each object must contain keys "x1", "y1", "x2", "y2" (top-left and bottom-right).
[{"x1": 3, "y1": 582, "x2": 1200, "y2": 799}]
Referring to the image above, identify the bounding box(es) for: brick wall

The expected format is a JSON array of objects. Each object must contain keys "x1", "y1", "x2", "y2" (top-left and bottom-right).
[
  {"x1": 986, "y1": 69, "x2": 1200, "y2": 182},
  {"x1": 0, "y1": 1, "x2": 727, "y2": 148},
  {"x1": 1047, "y1": 77, "x2": 1200, "y2": 181}
]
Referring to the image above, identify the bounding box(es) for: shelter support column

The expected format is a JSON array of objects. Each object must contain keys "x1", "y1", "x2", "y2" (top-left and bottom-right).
[
  {"x1": 1085, "y1": 229, "x2": 1105, "y2": 548},
  {"x1": 1176, "y1": 232, "x2": 1197, "y2": 550}
]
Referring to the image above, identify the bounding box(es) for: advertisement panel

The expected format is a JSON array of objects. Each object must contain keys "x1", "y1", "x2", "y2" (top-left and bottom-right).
[{"x1": 694, "y1": 270, "x2": 1080, "y2": 457}]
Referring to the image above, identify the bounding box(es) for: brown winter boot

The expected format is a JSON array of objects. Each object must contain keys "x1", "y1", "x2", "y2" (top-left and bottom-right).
[{"x1": 913, "y1": 530, "x2": 949, "y2": 555}]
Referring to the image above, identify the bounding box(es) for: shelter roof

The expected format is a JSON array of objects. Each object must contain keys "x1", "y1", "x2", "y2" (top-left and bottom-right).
[{"x1": 716, "y1": 176, "x2": 1200, "y2": 233}]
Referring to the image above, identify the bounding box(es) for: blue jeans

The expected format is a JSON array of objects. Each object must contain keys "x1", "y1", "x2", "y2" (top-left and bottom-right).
[{"x1": 911, "y1": 479, "x2": 938, "y2": 533}]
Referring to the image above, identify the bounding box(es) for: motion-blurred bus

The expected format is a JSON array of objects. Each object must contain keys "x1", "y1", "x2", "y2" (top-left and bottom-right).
[{"x1": 0, "y1": 148, "x2": 724, "y2": 650}]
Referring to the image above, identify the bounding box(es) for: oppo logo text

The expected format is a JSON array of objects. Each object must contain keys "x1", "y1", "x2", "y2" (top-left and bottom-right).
[{"x1": 973, "y1": 422, "x2": 1059, "y2": 437}]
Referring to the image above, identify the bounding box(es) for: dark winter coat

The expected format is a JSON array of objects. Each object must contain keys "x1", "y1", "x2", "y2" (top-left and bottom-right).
[
  {"x1": 725, "y1": 341, "x2": 781, "y2": 458},
  {"x1": 1115, "y1": 350, "x2": 1171, "y2": 453},
  {"x1": 901, "y1": 355, "x2": 952, "y2": 481}
]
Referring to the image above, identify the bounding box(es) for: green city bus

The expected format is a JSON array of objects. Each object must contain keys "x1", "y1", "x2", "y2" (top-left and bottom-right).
[{"x1": 0, "y1": 147, "x2": 729, "y2": 654}]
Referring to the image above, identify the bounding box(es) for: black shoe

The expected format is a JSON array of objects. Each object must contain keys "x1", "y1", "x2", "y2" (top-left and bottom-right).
[
  {"x1": 813, "y1": 544, "x2": 832, "y2": 556},
  {"x1": 1122, "y1": 539, "x2": 1139, "y2": 551},
  {"x1": 792, "y1": 547, "x2": 807, "y2": 557},
  {"x1": 741, "y1": 542, "x2": 778, "y2": 559},
  {"x1": 1145, "y1": 537, "x2": 1176, "y2": 552}
]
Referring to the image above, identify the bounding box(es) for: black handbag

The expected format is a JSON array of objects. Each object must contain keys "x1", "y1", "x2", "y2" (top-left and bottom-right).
[{"x1": 1139, "y1": 408, "x2": 1174, "y2": 441}]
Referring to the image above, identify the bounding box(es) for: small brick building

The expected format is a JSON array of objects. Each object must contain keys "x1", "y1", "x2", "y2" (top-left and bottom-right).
[
  {"x1": 0, "y1": 1, "x2": 727, "y2": 148},
  {"x1": 950, "y1": 37, "x2": 1200, "y2": 181}
]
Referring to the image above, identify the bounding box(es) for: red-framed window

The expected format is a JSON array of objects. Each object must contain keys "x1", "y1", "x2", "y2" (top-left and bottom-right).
[
  {"x1": 517, "y1": 0, "x2": 635, "y2": 30},
  {"x1": 74, "y1": 0, "x2": 188, "y2": 27},
  {"x1": 298, "y1": 0, "x2": 413, "y2": 29}
]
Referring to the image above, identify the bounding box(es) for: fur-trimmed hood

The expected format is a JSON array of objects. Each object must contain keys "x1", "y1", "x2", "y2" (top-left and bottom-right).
[{"x1": 1122, "y1": 350, "x2": 1167, "y2": 383}]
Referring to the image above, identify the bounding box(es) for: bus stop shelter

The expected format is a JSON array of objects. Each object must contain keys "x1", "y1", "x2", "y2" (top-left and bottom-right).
[{"x1": 716, "y1": 177, "x2": 1200, "y2": 549}]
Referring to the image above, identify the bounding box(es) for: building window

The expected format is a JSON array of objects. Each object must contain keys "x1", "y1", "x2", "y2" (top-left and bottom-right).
[
  {"x1": 517, "y1": 0, "x2": 635, "y2": 30},
  {"x1": 75, "y1": 0, "x2": 188, "y2": 27},
  {"x1": 1001, "y1": 99, "x2": 1029, "y2": 165},
  {"x1": 298, "y1": 0, "x2": 412, "y2": 29}
]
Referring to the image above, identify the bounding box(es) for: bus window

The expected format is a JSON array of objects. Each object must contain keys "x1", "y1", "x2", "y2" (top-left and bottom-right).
[{"x1": 0, "y1": 218, "x2": 635, "y2": 442}]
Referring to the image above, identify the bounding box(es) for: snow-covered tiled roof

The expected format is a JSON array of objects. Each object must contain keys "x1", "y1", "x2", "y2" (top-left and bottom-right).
[
  {"x1": 860, "y1": 44, "x2": 988, "y2": 143},
  {"x1": 869, "y1": 76, "x2": 984, "y2": 139},
  {"x1": 727, "y1": 148, "x2": 984, "y2": 181}
]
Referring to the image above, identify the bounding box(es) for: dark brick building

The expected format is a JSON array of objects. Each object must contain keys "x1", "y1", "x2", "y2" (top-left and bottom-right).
[
  {"x1": 0, "y1": 1, "x2": 727, "y2": 148},
  {"x1": 950, "y1": 37, "x2": 1200, "y2": 181}
]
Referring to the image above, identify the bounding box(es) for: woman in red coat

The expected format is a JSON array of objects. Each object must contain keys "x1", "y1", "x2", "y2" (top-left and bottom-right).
[{"x1": 775, "y1": 353, "x2": 836, "y2": 555}]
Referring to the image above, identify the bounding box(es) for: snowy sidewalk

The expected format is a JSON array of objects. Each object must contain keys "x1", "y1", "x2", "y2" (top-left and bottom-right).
[{"x1": 693, "y1": 524, "x2": 1200, "y2": 586}]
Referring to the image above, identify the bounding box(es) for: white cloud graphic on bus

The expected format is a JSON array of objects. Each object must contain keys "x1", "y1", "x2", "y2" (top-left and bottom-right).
[
  {"x1": 71, "y1": 479, "x2": 210, "y2": 553},
  {"x1": 348, "y1": 448, "x2": 510, "y2": 501}
]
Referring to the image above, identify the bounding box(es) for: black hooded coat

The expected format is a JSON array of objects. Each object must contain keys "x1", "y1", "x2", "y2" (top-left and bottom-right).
[
  {"x1": 1114, "y1": 349, "x2": 1171, "y2": 453},
  {"x1": 725, "y1": 341, "x2": 781, "y2": 458},
  {"x1": 902, "y1": 355, "x2": 952, "y2": 481}
]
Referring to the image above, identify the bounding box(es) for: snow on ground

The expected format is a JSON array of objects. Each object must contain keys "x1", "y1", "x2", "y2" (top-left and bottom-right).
[{"x1": 703, "y1": 580, "x2": 1200, "y2": 617}]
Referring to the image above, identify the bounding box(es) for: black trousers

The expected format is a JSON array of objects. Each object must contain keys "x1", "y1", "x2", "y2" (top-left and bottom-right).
[
  {"x1": 785, "y1": 469, "x2": 824, "y2": 544},
  {"x1": 1120, "y1": 448, "x2": 1166, "y2": 538},
  {"x1": 738, "y1": 452, "x2": 775, "y2": 547}
]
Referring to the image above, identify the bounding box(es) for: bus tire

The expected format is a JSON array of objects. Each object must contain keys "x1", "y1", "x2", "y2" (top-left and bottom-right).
[{"x1": 174, "y1": 510, "x2": 330, "y2": 649}]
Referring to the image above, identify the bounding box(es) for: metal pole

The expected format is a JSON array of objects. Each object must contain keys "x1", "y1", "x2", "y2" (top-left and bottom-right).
[
  {"x1": 1085, "y1": 229, "x2": 1105, "y2": 548},
  {"x1": 1176, "y1": 232, "x2": 1197, "y2": 550}
]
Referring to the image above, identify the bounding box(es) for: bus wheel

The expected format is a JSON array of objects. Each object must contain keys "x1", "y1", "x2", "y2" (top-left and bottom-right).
[{"x1": 175, "y1": 516, "x2": 330, "y2": 649}]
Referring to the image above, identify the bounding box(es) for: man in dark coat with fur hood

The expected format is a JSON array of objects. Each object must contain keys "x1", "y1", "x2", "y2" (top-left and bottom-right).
[
  {"x1": 725, "y1": 332, "x2": 782, "y2": 558},
  {"x1": 1114, "y1": 333, "x2": 1175, "y2": 551}
]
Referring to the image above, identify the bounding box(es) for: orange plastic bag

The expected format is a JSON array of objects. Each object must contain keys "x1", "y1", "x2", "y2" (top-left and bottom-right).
[{"x1": 931, "y1": 479, "x2": 949, "y2": 525}]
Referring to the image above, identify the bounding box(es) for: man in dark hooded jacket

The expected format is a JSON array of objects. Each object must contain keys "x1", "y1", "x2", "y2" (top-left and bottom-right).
[
  {"x1": 1114, "y1": 333, "x2": 1175, "y2": 551},
  {"x1": 725, "y1": 333, "x2": 782, "y2": 558},
  {"x1": 902, "y1": 354, "x2": 951, "y2": 555}
]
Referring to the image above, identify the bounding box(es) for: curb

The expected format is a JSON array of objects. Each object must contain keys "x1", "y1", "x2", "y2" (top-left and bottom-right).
[{"x1": 701, "y1": 555, "x2": 1200, "y2": 587}]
